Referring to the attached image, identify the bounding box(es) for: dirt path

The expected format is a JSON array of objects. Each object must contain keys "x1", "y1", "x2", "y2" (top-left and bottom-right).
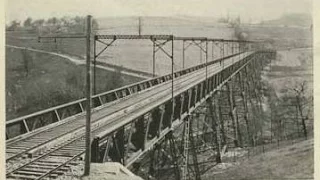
[{"x1": 6, "y1": 45, "x2": 151, "y2": 79}]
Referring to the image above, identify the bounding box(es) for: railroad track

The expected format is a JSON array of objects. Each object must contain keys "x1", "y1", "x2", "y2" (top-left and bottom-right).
[{"x1": 6, "y1": 52, "x2": 251, "y2": 179}]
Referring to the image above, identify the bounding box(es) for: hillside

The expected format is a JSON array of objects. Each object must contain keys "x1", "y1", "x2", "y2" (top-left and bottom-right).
[
  {"x1": 203, "y1": 138, "x2": 314, "y2": 179},
  {"x1": 5, "y1": 46, "x2": 142, "y2": 119},
  {"x1": 263, "y1": 13, "x2": 312, "y2": 27},
  {"x1": 96, "y1": 16, "x2": 234, "y2": 38}
]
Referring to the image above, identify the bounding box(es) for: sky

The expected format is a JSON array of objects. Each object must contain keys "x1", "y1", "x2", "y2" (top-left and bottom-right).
[{"x1": 5, "y1": 0, "x2": 313, "y2": 24}]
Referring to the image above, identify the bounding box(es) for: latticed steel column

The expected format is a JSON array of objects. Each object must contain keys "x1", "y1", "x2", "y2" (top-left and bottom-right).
[
  {"x1": 237, "y1": 71, "x2": 254, "y2": 146},
  {"x1": 168, "y1": 132, "x2": 181, "y2": 180},
  {"x1": 189, "y1": 118, "x2": 201, "y2": 180},
  {"x1": 207, "y1": 97, "x2": 222, "y2": 163},
  {"x1": 182, "y1": 117, "x2": 190, "y2": 180},
  {"x1": 182, "y1": 115, "x2": 201, "y2": 180},
  {"x1": 226, "y1": 81, "x2": 240, "y2": 147},
  {"x1": 216, "y1": 91, "x2": 227, "y2": 146}
]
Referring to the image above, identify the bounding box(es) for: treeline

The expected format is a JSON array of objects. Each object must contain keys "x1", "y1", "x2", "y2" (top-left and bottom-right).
[
  {"x1": 6, "y1": 16, "x2": 99, "y2": 34},
  {"x1": 217, "y1": 15, "x2": 251, "y2": 42}
]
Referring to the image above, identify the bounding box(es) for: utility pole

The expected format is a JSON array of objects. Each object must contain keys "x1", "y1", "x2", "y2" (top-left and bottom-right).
[
  {"x1": 171, "y1": 35, "x2": 174, "y2": 127},
  {"x1": 37, "y1": 16, "x2": 93, "y2": 175},
  {"x1": 93, "y1": 36, "x2": 97, "y2": 95},
  {"x1": 138, "y1": 17, "x2": 142, "y2": 36},
  {"x1": 84, "y1": 15, "x2": 92, "y2": 176}
]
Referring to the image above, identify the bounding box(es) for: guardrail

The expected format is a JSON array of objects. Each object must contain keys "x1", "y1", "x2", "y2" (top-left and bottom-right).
[{"x1": 6, "y1": 51, "x2": 249, "y2": 140}]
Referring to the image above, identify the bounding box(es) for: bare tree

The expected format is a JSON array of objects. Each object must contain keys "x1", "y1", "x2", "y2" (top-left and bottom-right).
[
  {"x1": 290, "y1": 81, "x2": 311, "y2": 138},
  {"x1": 47, "y1": 17, "x2": 59, "y2": 26},
  {"x1": 23, "y1": 17, "x2": 32, "y2": 27},
  {"x1": 32, "y1": 19, "x2": 45, "y2": 27},
  {"x1": 278, "y1": 81, "x2": 312, "y2": 139},
  {"x1": 7, "y1": 20, "x2": 20, "y2": 31}
]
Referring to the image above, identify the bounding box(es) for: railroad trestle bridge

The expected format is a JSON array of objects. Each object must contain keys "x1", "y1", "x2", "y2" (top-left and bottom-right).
[{"x1": 6, "y1": 32, "x2": 276, "y2": 180}]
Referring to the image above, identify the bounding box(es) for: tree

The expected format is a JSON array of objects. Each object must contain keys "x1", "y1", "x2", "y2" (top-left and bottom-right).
[
  {"x1": 32, "y1": 19, "x2": 45, "y2": 27},
  {"x1": 61, "y1": 16, "x2": 72, "y2": 26},
  {"x1": 279, "y1": 81, "x2": 312, "y2": 139},
  {"x1": 47, "y1": 17, "x2": 59, "y2": 26},
  {"x1": 23, "y1": 17, "x2": 32, "y2": 27},
  {"x1": 289, "y1": 81, "x2": 311, "y2": 138},
  {"x1": 7, "y1": 20, "x2": 20, "y2": 31},
  {"x1": 74, "y1": 16, "x2": 84, "y2": 25},
  {"x1": 73, "y1": 16, "x2": 85, "y2": 33},
  {"x1": 92, "y1": 18, "x2": 99, "y2": 30}
]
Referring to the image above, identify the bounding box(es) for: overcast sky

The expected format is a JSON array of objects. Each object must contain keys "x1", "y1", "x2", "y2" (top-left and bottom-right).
[{"x1": 5, "y1": 0, "x2": 312, "y2": 23}]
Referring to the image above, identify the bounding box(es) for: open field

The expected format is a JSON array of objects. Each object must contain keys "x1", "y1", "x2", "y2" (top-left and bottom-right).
[
  {"x1": 241, "y1": 25, "x2": 312, "y2": 49},
  {"x1": 265, "y1": 48, "x2": 313, "y2": 97},
  {"x1": 5, "y1": 46, "x2": 142, "y2": 119}
]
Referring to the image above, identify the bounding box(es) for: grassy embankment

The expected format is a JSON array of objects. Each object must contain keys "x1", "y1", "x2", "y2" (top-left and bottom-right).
[
  {"x1": 6, "y1": 46, "x2": 142, "y2": 120},
  {"x1": 203, "y1": 138, "x2": 314, "y2": 180}
]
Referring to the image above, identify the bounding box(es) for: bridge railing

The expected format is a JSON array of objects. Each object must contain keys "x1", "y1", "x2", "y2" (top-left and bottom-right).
[
  {"x1": 6, "y1": 51, "x2": 247, "y2": 141},
  {"x1": 90, "y1": 51, "x2": 275, "y2": 165}
]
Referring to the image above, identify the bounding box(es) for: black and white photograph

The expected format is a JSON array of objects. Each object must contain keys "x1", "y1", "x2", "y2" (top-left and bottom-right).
[{"x1": 1, "y1": 0, "x2": 317, "y2": 179}]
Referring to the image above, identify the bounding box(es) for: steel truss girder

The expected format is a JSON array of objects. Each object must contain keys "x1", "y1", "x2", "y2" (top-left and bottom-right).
[
  {"x1": 95, "y1": 38, "x2": 116, "y2": 58},
  {"x1": 94, "y1": 34, "x2": 257, "y2": 43}
]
